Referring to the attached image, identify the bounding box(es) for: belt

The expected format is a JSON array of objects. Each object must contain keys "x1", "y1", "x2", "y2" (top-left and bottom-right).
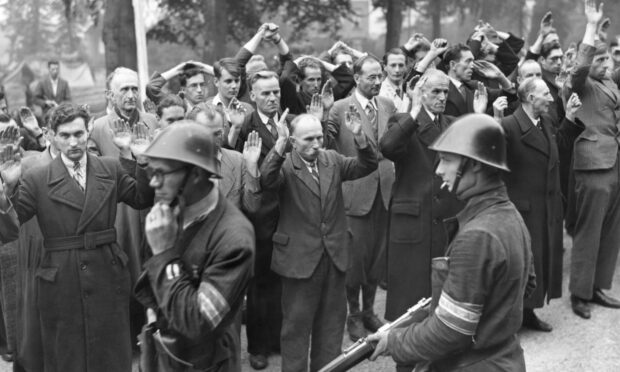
[{"x1": 44, "y1": 228, "x2": 117, "y2": 251}]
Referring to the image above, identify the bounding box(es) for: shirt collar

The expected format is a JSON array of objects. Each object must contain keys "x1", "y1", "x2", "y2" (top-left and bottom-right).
[
  {"x1": 424, "y1": 107, "x2": 436, "y2": 122},
  {"x1": 211, "y1": 94, "x2": 225, "y2": 108},
  {"x1": 257, "y1": 110, "x2": 278, "y2": 125},
  {"x1": 298, "y1": 154, "x2": 317, "y2": 169},
  {"x1": 355, "y1": 89, "x2": 376, "y2": 111},
  {"x1": 523, "y1": 109, "x2": 540, "y2": 127},
  {"x1": 60, "y1": 152, "x2": 87, "y2": 170},
  {"x1": 456, "y1": 180, "x2": 507, "y2": 227},
  {"x1": 182, "y1": 185, "x2": 219, "y2": 230},
  {"x1": 449, "y1": 77, "x2": 463, "y2": 89}
]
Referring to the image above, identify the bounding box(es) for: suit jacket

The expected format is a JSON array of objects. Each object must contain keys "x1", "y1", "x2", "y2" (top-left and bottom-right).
[
  {"x1": 33, "y1": 76, "x2": 71, "y2": 108},
  {"x1": 7, "y1": 154, "x2": 153, "y2": 372},
  {"x1": 219, "y1": 148, "x2": 261, "y2": 215},
  {"x1": 571, "y1": 43, "x2": 620, "y2": 170},
  {"x1": 233, "y1": 110, "x2": 290, "y2": 239},
  {"x1": 501, "y1": 106, "x2": 584, "y2": 306},
  {"x1": 326, "y1": 94, "x2": 396, "y2": 216},
  {"x1": 260, "y1": 140, "x2": 378, "y2": 279},
  {"x1": 379, "y1": 110, "x2": 464, "y2": 320},
  {"x1": 445, "y1": 80, "x2": 506, "y2": 118}
]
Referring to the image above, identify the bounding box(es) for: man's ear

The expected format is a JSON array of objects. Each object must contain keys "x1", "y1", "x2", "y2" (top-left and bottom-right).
[
  {"x1": 250, "y1": 90, "x2": 256, "y2": 103},
  {"x1": 353, "y1": 73, "x2": 360, "y2": 86},
  {"x1": 449, "y1": 60, "x2": 457, "y2": 71}
]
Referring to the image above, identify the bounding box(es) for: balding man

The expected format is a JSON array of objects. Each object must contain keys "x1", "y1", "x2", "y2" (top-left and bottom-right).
[
  {"x1": 261, "y1": 114, "x2": 377, "y2": 372},
  {"x1": 89, "y1": 67, "x2": 160, "y2": 346},
  {"x1": 380, "y1": 71, "x2": 463, "y2": 366},
  {"x1": 500, "y1": 77, "x2": 584, "y2": 331}
]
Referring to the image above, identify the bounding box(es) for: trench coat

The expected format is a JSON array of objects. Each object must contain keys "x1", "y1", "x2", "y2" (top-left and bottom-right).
[
  {"x1": 501, "y1": 106, "x2": 584, "y2": 307},
  {"x1": 5, "y1": 154, "x2": 153, "y2": 371}
]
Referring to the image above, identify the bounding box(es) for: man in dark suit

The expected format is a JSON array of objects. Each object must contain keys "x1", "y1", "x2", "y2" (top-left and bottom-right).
[
  {"x1": 229, "y1": 70, "x2": 289, "y2": 369},
  {"x1": 0, "y1": 103, "x2": 153, "y2": 371},
  {"x1": 325, "y1": 55, "x2": 396, "y2": 341},
  {"x1": 569, "y1": 1, "x2": 620, "y2": 319},
  {"x1": 261, "y1": 113, "x2": 377, "y2": 372},
  {"x1": 33, "y1": 60, "x2": 71, "y2": 113},
  {"x1": 500, "y1": 77, "x2": 584, "y2": 331},
  {"x1": 379, "y1": 70, "x2": 463, "y2": 356},
  {"x1": 442, "y1": 44, "x2": 513, "y2": 117}
]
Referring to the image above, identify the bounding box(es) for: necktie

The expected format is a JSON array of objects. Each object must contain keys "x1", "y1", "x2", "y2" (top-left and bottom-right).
[
  {"x1": 366, "y1": 102, "x2": 378, "y2": 140},
  {"x1": 535, "y1": 119, "x2": 543, "y2": 131},
  {"x1": 310, "y1": 164, "x2": 319, "y2": 185},
  {"x1": 458, "y1": 84, "x2": 468, "y2": 100},
  {"x1": 267, "y1": 118, "x2": 278, "y2": 139},
  {"x1": 73, "y1": 161, "x2": 85, "y2": 192},
  {"x1": 395, "y1": 88, "x2": 401, "y2": 98}
]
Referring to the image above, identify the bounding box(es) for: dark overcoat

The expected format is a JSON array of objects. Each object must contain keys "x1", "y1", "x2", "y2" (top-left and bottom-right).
[
  {"x1": 379, "y1": 110, "x2": 463, "y2": 320},
  {"x1": 8, "y1": 154, "x2": 153, "y2": 372},
  {"x1": 501, "y1": 106, "x2": 583, "y2": 307}
]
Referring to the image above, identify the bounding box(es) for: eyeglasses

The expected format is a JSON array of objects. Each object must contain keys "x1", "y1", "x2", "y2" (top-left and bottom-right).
[{"x1": 146, "y1": 165, "x2": 188, "y2": 184}]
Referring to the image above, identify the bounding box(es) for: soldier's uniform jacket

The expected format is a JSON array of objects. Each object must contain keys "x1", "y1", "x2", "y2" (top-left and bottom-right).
[
  {"x1": 135, "y1": 190, "x2": 254, "y2": 371},
  {"x1": 386, "y1": 183, "x2": 536, "y2": 372}
]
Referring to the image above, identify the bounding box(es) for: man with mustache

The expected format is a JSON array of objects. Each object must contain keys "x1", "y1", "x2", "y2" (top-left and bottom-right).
[
  {"x1": 325, "y1": 55, "x2": 396, "y2": 342},
  {"x1": 261, "y1": 113, "x2": 377, "y2": 371}
]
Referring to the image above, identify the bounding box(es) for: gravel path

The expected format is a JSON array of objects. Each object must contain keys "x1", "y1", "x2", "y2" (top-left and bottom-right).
[{"x1": 0, "y1": 232, "x2": 618, "y2": 372}]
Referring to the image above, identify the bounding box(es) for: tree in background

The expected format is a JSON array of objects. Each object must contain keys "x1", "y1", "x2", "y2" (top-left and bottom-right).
[
  {"x1": 102, "y1": 0, "x2": 137, "y2": 73},
  {"x1": 147, "y1": 0, "x2": 352, "y2": 61}
]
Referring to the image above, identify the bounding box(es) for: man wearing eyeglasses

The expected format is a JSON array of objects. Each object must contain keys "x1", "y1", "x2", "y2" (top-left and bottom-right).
[
  {"x1": 0, "y1": 103, "x2": 154, "y2": 372},
  {"x1": 325, "y1": 55, "x2": 397, "y2": 342},
  {"x1": 134, "y1": 122, "x2": 254, "y2": 371}
]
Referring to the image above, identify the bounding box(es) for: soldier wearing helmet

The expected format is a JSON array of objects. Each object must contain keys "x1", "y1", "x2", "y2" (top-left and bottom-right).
[
  {"x1": 368, "y1": 114, "x2": 536, "y2": 372},
  {"x1": 134, "y1": 121, "x2": 255, "y2": 371}
]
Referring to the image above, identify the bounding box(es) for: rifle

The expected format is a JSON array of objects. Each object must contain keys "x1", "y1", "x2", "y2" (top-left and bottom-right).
[{"x1": 318, "y1": 297, "x2": 432, "y2": 372}]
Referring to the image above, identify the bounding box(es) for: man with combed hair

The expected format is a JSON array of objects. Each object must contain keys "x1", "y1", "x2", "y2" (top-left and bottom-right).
[
  {"x1": 500, "y1": 77, "x2": 584, "y2": 331},
  {"x1": 261, "y1": 114, "x2": 377, "y2": 371},
  {"x1": 380, "y1": 70, "x2": 463, "y2": 372},
  {"x1": 369, "y1": 114, "x2": 535, "y2": 372}
]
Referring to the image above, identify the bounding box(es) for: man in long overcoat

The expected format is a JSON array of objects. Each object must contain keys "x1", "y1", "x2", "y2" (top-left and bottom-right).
[
  {"x1": 501, "y1": 77, "x2": 584, "y2": 331},
  {"x1": 380, "y1": 70, "x2": 463, "y2": 329},
  {"x1": 0, "y1": 103, "x2": 153, "y2": 371}
]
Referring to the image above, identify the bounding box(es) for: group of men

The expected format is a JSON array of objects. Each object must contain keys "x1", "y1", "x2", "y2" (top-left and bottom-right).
[{"x1": 0, "y1": 0, "x2": 619, "y2": 371}]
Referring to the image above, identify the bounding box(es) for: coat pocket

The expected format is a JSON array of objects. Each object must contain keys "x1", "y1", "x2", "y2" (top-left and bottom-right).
[
  {"x1": 390, "y1": 199, "x2": 423, "y2": 243},
  {"x1": 35, "y1": 267, "x2": 58, "y2": 282},
  {"x1": 272, "y1": 232, "x2": 290, "y2": 246}
]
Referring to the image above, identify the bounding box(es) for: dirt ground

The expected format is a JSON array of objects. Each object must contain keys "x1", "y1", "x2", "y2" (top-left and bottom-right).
[{"x1": 1, "y1": 232, "x2": 618, "y2": 372}]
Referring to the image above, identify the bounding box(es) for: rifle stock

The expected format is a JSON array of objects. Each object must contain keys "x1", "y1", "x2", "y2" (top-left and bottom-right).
[{"x1": 318, "y1": 297, "x2": 431, "y2": 372}]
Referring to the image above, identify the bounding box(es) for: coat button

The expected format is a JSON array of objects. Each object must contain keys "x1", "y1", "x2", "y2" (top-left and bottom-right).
[
  {"x1": 433, "y1": 218, "x2": 440, "y2": 225},
  {"x1": 433, "y1": 194, "x2": 440, "y2": 202},
  {"x1": 80, "y1": 263, "x2": 87, "y2": 271},
  {"x1": 111, "y1": 259, "x2": 117, "y2": 265}
]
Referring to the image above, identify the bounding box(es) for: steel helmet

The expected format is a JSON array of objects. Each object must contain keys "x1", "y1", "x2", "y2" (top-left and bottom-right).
[
  {"x1": 142, "y1": 121, "x2": 221, "y2": 177},
  {"x1": 429, "y1": 113, "x2": 510, "y2": 172}
]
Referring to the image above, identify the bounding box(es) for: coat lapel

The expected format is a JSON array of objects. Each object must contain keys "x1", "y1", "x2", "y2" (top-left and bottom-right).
[
  {"x1": 514, "y1": 106, "x2": 549, "y2": 157},
  {"x1": 541, "y1": 116, "x2": 559, "y2": 170},
  {"x1": 47, "y1": 156, "x2": 85, "y2": 211},
  {"x1": 251, "y1": 111, "x2": 276, "y2": 156},
  {"x1": 375, "y1": 98, "x2": 388, "y2": 138},
  {"x1": 76, "y1": 155, "x2": 115, "y2": 233},
  {"x1": 317, "y1": 151, "x2": 335, "y2": 208},
  {"x1": 416, "y1": 109, "x2": 442, "y2": 147},
  {"x1": 351, "y1": 96, "x2": 378, "y2": 145},
  {"x1": 596, "y1": 78, "x2": 619, "y2": 103},
  {"x1": 291, "y1": 151, "x2": 320, "y2": 198},
  {"x1": 219, "y1": 150, "x2": 237, "y2": 198},
  {"x1": 448, "y1": 81, "x2": 467, "y2": 110}
]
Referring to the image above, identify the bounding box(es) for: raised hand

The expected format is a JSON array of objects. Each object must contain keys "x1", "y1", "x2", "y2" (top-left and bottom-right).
[
  {"x1": 0, "y1": 145, "x2": 22, "y2": 188},
  {"x1": 565, "y1": 93, "x2": 582, "y2": 122},
  {"x1": 479, "y1": 21, "x2": 501, "y2": 44},
  {"x1": 263, "y1": 23, "x2": 279, "y2": 42},
  {"x1": 555, "y1": 69, "x2": 571, "y2": 89},
  {"x1": 404, "y1": 33, "x2": 430, "y2": 51},
  {"x1": 143, "y1": 99, "x2": 157, "y2": 115},
  {"x1": 473, "y1": 60, "x2": 503, "y2": 80},
  {"x1": 307, "y1": 94, "x2": 324, "y2": 120},
  {"x1": 18, "y1": 107, "x2": 42, "y2": 136},
  {"x1": 227, "y1": 97, "x2": 247, "y2": 131},
  {"x1": 597, "y1": 17, "x2": 611, "y2": 41},
  {"x1": 243, "y1": 130, "x2": 262, "y2": 165},
  {"x1": 276, "y1": 108, "x2": 290, "y2": 140},
  {"x1": 112, "y1": 118, "x2": 132, "y2": 150},
  {"x1": 540, "y1": 11, "x2": 554, "y2": 36},
  {"x1": 585, "y1": 0, "x2": 604, "y2": 25},
  {"x1": 321, "y1": 81, "x2": 334, "y2": 112},
  {"x1": 0, "y1": 125, "x2": 22, "y2": 153},
  {"x1": 130, "y1": 122, "x2": 151, "y2": 156},
  {"x1": 407, "y1": 75, "x2": 424, "y2": 116},
  {"x1": 493, "y1": 96, "x2": 508, "y2": 122},
  {"x1": 473, "y1": 82, "x2": 488, "y2": 114},
  {"x1": 344, "y1": 104, "x2": 363, "y2": 135}
]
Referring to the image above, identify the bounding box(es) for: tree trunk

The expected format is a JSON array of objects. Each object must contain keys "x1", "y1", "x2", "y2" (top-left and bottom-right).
[
  {"x1": 431, "y1": 0, "x2": 441, "y2": 39},
  {"x1": 385, "y1": 0, "x2": 403, "y2": 51},
  {"x1": 31, "y1": 0, "x2": 41, "y2": 55},
  {"x1": 202, "y1": 0, "x2": 228, "y2": 61},
  {"x1": 102, "y1": 0, "x2": 138, "y2": 75}
]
